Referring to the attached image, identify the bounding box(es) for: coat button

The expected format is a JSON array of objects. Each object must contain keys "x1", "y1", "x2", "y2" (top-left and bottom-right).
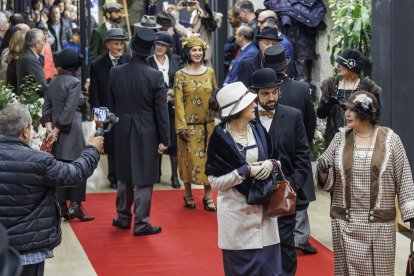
[
  {"x1": 370, "y1": 216, "x2": 374, "y2": 220},
  {"x1": 346, "y1": 209, "x2": 349, "y2": 214},
  {"x1": 345, "y1": 215, "x2": 349, "y2": 219},
  {"x1": 369, "y1": 210, "x2": 374, "y2": 215}
]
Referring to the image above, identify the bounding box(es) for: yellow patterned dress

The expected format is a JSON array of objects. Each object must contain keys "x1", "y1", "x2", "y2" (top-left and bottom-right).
[{"x1": 174, "y1": 67, "x2": 217, "y2": 185}]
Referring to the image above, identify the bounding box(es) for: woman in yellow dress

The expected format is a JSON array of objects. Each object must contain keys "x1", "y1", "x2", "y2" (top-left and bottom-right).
[{"x1": 174, "y1": 35, "x2": 217, "y2": 211}]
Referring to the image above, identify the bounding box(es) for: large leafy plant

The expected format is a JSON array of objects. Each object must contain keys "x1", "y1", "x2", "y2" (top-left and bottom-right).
[{"x1": 327, "y1": 0, "x2": 371, "y2": 66}]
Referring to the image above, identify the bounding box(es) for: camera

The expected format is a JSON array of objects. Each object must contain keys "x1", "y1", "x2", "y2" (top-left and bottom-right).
[
  {"x1": 92, "y1": 107, "x2": 119, "y2": 136},
  {"x1": 183, "y1": 0, "x2": 197, "y2": 6}
]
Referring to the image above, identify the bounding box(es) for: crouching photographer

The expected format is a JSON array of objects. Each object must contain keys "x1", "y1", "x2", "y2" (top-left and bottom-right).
[{"x1": 0, "y1": 103, "x2": 103, "y2": 276}]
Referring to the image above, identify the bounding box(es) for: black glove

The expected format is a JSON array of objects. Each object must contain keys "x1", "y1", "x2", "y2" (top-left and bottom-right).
[
  {"x1": 208, "y1": 96, "x2": 219, "y2": 112},
  {"x1": 178, "y1": 130, "x2": 190, "y2": 142},
  {"x1": 410, "y1": 219, "x2": 414, "y2": 232},
  {"x1": 317, "y1": 159, "x2": 331, "y2": 174}
]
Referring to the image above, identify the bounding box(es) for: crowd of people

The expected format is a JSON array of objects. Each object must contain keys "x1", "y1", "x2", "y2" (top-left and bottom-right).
[{"x1": 0, "y1": 0, "x2": 413, "y2": 276}]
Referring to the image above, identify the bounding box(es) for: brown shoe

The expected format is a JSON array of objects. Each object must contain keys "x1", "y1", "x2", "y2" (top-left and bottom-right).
[{"x1": 68, "y1": 201, "x2": 94, "y2": 222}]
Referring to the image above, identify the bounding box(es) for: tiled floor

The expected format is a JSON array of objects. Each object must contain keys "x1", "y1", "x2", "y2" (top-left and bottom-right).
[{"x1": 45, "y1": 153, "x2": 410, "y2": 276}]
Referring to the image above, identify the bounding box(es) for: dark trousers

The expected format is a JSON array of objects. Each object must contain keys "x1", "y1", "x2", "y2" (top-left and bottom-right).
[
  {"x1": 107, "y1": 153, "x2": 117, "y2": 185},
  {"x1": 21, "y1": 261, "x2": 45, "y2": 276},
  {"x1": 56, "y1": 159, "x2": 86, "y2": 202},
  {"x1": 115, "y1": 181, "x2": 154, "y2": 232},
  {"x1": 278, "y1": 213, "x2": 297, "y2": 276}
]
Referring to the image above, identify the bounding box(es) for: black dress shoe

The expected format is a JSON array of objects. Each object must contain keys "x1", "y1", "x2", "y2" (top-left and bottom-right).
[
  {"x1": 171, "y1": 176, "x2": 180, "y2": 189},
  {"x1": 109, "y1": 182, "x2": 117, "y2": 189},
  {"x1": 112, "y1": 218, "x2": 131, "y2": 230},
  {"x1": 68, "y1": 201, "x2": 94, "y2": 222},
  {"x1": 296, "y1": 243, "x2": 318, "y2": 254},
  {"x1": 134, "y1": 225, "x2": 162, "y2": 236}
]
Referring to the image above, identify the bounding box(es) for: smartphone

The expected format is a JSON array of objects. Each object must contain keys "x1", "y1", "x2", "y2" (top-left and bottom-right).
[{"x1": 92, "y1": 107, "x2": 109, "y2": 123}]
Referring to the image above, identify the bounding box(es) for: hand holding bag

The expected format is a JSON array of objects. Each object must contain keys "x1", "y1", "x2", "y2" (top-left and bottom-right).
[
  {"x1": 40, "y1": 137, "x2": 53, "y2": 153},
  {"x1": 265, "y1": 164, "x2": 297, "y2": 218}
]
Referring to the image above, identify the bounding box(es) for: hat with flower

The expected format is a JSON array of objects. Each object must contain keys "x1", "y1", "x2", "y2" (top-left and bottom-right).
[
  {"x1": 182, "y1": 34, "x2": 208, "y2": 50},
  {"x1": 342, "y1": 90, "x2": 379, "y2": 122}
]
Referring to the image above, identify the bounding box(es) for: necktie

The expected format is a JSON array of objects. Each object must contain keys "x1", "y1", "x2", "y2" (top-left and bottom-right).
[
  {"x1": 113, "y1": 58, "x2": 119, "y2": 66},
  {"x1": 259, "y1": 110, "x2": 274, "y2": 119}
]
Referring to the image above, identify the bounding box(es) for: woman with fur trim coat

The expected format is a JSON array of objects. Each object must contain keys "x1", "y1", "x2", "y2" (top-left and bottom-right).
[{"x1": 317, "y1": 49, "x2": 381, "y2": 148}]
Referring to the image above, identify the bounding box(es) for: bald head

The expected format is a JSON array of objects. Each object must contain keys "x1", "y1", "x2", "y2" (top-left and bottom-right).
[{"x1": 257, "y1": 10, "x2": 278, "y2": 30}]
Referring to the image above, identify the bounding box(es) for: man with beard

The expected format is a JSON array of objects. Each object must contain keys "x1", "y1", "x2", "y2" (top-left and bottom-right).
[
  {"x1": 88, "y1": 3, "x2": 123, "y2": 66},
  {"x1": 264, "y1": 45, "x2": 318, "y2": 255},
  {"x1": 251, "y1": 68, "x2": 310, "y2": 276},
  {"x1": 89, "y1": 28, "x2": 130, "y2": 189},
  {"x1": 237, "y1": 26, "x2": 281, "y2": 87}
]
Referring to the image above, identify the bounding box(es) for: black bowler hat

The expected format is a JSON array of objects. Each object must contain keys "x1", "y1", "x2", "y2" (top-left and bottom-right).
[
  {"x1": 255, "y1": 27, "x2": 282, "y2": 42},
  {"x1": 0, "y1": 224, "x2": 22, "y2": 276},
  {"x1": 103, "y1": 28, "x2": 127, "y2": 43},
  {"x1": 130, "y1": 27, "x2": 156, "y2": 56},
  {"x1": 335, "y1": 48, "x2": 367, "y2": 74},
  {"x1": 250, "y1": 68, "x2": 283, "y2": 89},
  {"x1": 155, "y1": 31, "x2": 172, "y2": 46},
  {"x1": 264, "y1": 45, "x2": 291, "y2": 72},
  {"x1": 59, "y1": 48, "x2": 83, "y2": 70}
]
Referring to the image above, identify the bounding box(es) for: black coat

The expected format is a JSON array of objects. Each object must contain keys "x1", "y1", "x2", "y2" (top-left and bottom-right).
[
  {"x1": 108, "y1": 55, "x2": 170, "y2": 186},
  {"x1": 89, "y1": 53, "x2": 131, "y2": 155},
  {"x1": 277, "y1": 74, "x2": 316, "y2": 204},
  {"x1": 0, "y1": 135, "x2": 99, "y2": 253},
  {"x1": 237, "y1": 55, "x2": 263, "y2": 87},
  {"x1": 47, "y1": 19, "x2": 72, "y2": 55},
  {"x1": 257, "y1": 104, "x2": 311, "y2": 203}
]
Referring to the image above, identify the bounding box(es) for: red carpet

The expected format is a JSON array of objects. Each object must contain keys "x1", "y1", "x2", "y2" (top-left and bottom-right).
[{"x1": 70, "y1": 190, "x2": 334, "y2": 276}]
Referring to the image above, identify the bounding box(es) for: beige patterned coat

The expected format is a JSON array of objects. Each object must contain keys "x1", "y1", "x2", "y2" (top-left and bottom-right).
[{"x1": 318, "y1": 127, "x2": 414, "y2": 275}]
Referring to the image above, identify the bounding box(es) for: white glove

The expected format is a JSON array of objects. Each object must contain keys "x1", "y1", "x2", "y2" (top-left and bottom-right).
[
  {"x1": 250, "y1": 162, "x2": 263, "y2": 177},
  {"x1": 251, "y1": 160, "x2": 273, "y2": 180}
]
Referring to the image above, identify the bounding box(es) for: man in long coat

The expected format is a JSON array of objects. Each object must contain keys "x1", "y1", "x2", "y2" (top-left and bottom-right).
[
  {"x1": 251, "y1": 68, "x2": 310, "y2": 276},
  {"x1": 264, "y1": 45, "x2": 318, "y2": 254},
  {"x1": 89, "y1": 28, "x2": 130, "y2": 189},
  {"x1": 108, "y1": 27, "x2": 170, "y2": 236}
]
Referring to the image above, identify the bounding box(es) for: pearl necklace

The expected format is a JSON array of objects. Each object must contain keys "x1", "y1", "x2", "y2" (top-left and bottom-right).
[{"x1": 226, "y1": 123, "x2": 250, "y2": 151}]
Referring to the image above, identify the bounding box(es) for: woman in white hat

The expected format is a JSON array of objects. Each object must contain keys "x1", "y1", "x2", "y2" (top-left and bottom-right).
[{"x1": 205, "y1": 81, "x2": 282, "y2": 275}]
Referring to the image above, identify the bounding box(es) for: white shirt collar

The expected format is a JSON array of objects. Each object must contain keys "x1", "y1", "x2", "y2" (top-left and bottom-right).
[
  {"x1": 240, "y1": 42, "x2": 252, "y2": 51},
  {"x1": 105, "y1": 20, "x2": 113, "y2": 30},
  {"x1": 154, "y1": 55, "x2": 170, "y2": 86}
]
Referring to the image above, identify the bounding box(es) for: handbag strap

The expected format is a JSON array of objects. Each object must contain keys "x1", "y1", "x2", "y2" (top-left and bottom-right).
[{"x1": 274, "y1": 160, "x2": 287, "y2": 181}]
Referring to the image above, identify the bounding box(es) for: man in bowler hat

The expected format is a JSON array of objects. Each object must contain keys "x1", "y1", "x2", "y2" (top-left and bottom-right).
[
  {"x1": 264, "y1": 45, "x2": 318, "y2": 255},
  {"x1": 251, "y1": 68, "x2": 311, "y2": 276},
  {"x1": 108, "y1": 27, "x2": 170, "y2": 236},
  {"x1": 89, "y1": 28, "x2": 131, "y2": 189},
  {"x1": 237, "y1": 26, "x2": 281, "y2": 87}
]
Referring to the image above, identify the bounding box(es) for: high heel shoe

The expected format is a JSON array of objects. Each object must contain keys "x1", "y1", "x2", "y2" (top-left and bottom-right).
[
  {"x1": 59, "y1": 201, "x2": 70, "y2": 220},
  {"x1": 202, "y1": 197, "x2": 216, "y2": 212},
  {"x1": 68, "y1": 201, "x2": 95, "y2": 222},
  {"x1": 183, "y1": 195, "x2": 196, "y2": 209}
]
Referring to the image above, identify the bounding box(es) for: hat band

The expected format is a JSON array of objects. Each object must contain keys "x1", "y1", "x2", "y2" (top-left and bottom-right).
[
  {"x1": 142, "y1": 22, "x2": 156, "y2": 27},
  {"x1": 220, "y1": 90, "x2": 249, "y2": 116}
]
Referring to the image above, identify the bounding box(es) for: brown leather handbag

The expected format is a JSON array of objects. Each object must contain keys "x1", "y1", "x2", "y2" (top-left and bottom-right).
[
  {"x1": 265, "y1": 165, "x2": 297, "y2": 218},
  {"x1": 40, "y1": 137, "x2": 53, "y2": 153}
]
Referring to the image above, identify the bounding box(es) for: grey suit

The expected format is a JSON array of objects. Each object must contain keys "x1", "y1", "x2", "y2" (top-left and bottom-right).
[{"x1": 16, "y1": 48, "x2": 47, "y2": 97}]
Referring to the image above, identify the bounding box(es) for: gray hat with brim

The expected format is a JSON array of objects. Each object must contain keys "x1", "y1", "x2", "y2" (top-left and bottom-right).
[
  {"x1": 135, "y1": 15, "x2": 162, "y2": 29},
  {"x1": 103, "y1": 28, "x2": 128, "y2": 43}
]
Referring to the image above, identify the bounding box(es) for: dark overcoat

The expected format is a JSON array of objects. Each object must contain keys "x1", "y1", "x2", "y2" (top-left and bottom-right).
[
  {"x1": 89, "y1": 52, "x2": 130, "y2": 155},
  {"x1": 277, "y1": 74, "x2": 316, "y2": 204},
  {"x1": 237, "y1": 54, "x2": 263, "y2": 87},
  {"x1": 257, "y1": 104, "x2": 310, "y2": 202},
  {"x1": 147, "y1": 54, "x2": 181, "y2": 149},
  {"x1": 88, "y1": 23, "x2": 108, "y2": 64},
  {"x1": 42, "y1": 73, "x2": 85, "y2": 161},
  {"x1": 108, "y1": 56, "x2": 170, "y2": 187},
  {"x1": 16, "y1": 48, "x2": 47, "y2": 96}
]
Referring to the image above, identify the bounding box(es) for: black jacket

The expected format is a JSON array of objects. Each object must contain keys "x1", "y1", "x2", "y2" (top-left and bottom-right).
[
  {"x1": 257, "y1": 104, "x2": 310, "y2": 202},
  {"x1": 89, "y1": 53, "x2": 131, "y2": 155},
  {"x1": 109, "y1": 55, "x2": 170, "y2": 186},
  {"x1": 47, "y1": 19, "x2": 72, "y2": 55},
  {"x1": 0, "y1": 135, "x2": 100, "y2": 253},
  {"x1": 237, "y1": 55, "x2": 263, "y2": 87}
]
